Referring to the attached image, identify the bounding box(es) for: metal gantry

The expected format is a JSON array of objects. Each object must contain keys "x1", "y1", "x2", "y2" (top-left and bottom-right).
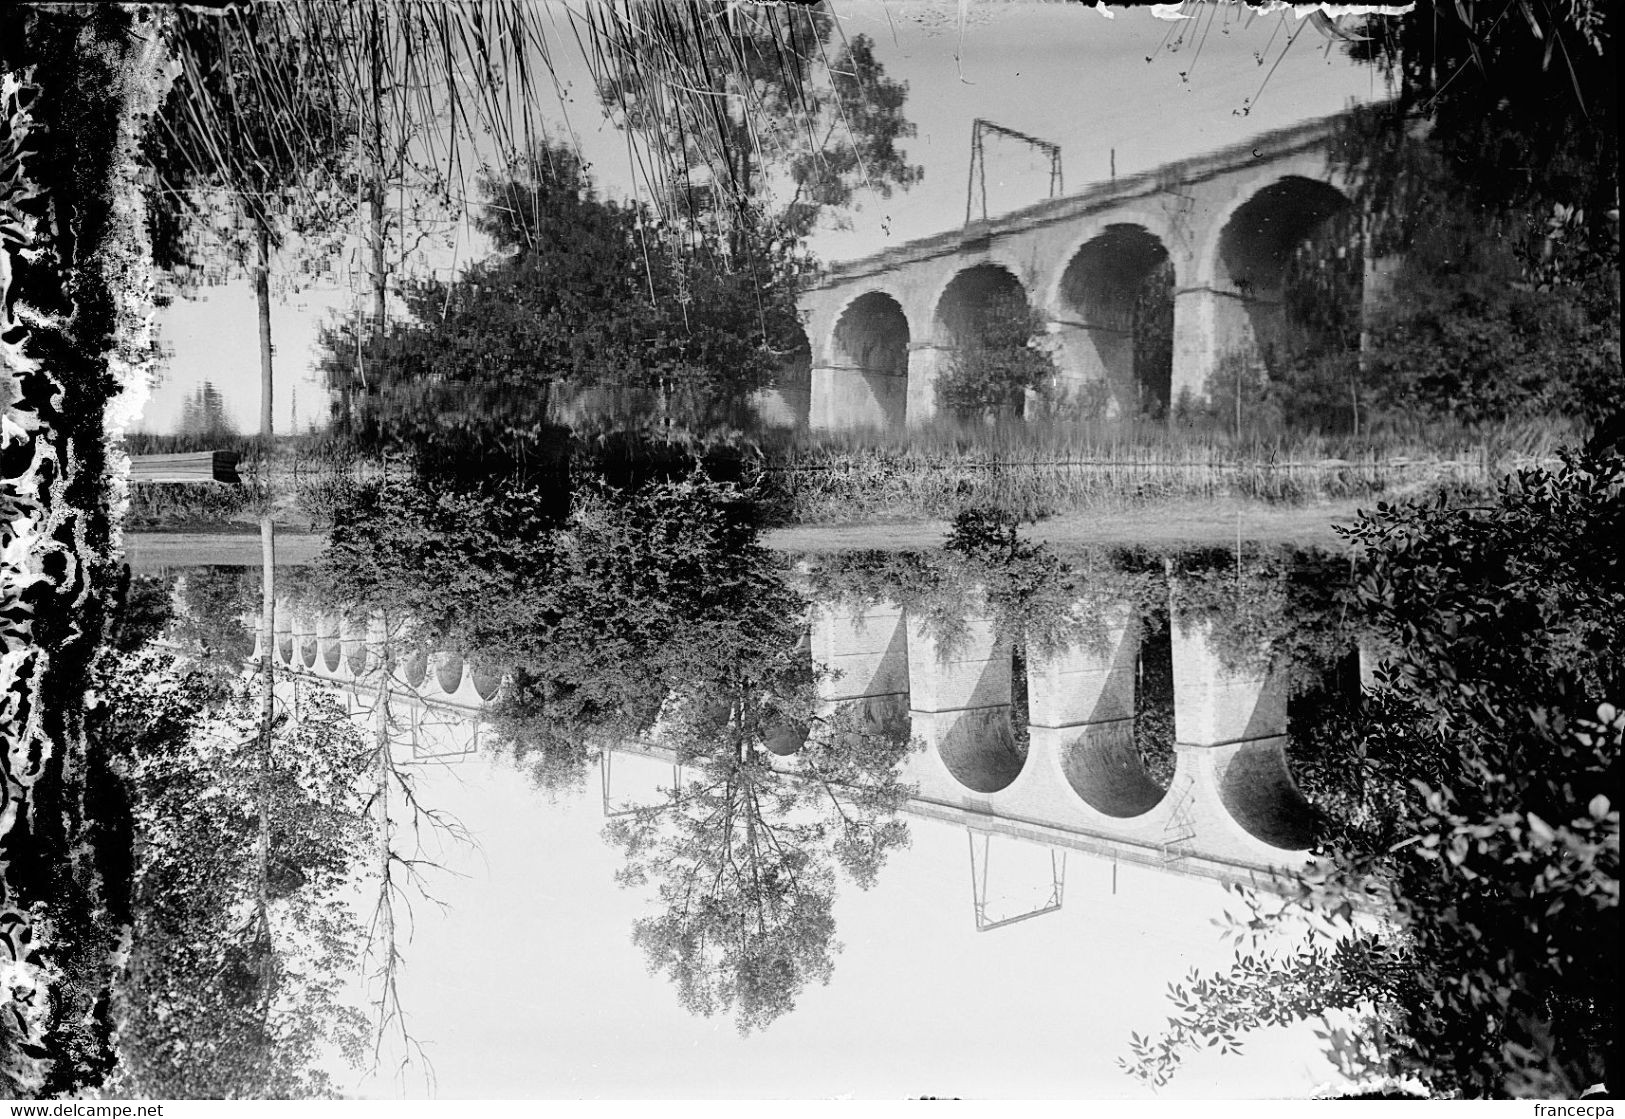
[
  {"x1": 967, "y1": 829, "x2": 1067, "y2": 933},
  {"x1": 965, "y1": 118, "x2": 1063, "y2": 225}
]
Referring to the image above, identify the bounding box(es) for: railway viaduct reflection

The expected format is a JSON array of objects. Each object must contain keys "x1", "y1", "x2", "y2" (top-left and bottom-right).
[
  {"x1": 805, "y1": 592, "x2": 1321, "y2": 884},
  {"x1": 252, "y1": 579, "x2": 1370, "y2": 888}
]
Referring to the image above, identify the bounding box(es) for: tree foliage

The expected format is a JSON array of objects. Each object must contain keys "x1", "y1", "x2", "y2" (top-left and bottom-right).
[
  {"x1": 605, "y1": 699, "x2": 913, "y2": 1034},
  {"x1": 590, "y1": 2, "x2": 921, "y2": 241},
  {"x1": 144, "y1": 6, "x2": 354, "y2": 278},
  {"x1": 321, "y1": 143, "x2": 808, "y2": 465},
  {"x1": 1306, "y1": 3, "x2": 1623, "y2": 428},
  {"x1": 1124, "y1": 450, "x2": 1623, "y2": 1098},
  {"x1": 96, "y1": 648, "x2": 371, "y2": 1099}
]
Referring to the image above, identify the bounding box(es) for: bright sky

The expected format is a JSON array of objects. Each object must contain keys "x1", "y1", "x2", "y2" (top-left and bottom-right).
[
  {"x1": 338, "y1": 749, "x2": 1341, "y2": 1100},
  {"x1": 137, "y1": 1, "x2": 1393, "y2": 436}
]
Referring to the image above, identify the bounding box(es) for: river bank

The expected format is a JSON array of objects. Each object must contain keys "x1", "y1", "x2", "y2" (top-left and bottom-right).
[{"x1": 124, "y1": 496, "x2": 1371, "y2": 570}]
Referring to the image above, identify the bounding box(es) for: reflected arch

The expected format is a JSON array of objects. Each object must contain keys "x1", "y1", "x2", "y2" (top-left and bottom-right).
[
  {"x1": 318, "y1": 614, "x2": 343, "y2": 673},
  {"x1": 1219, "y1": 739, "x2": 1317, "y2": 850},
  {"x1": 434, "y1": 652, "x2": 465, "y2": 695},
  {"x1": 470, "y1": 666, "x2": 504, "y2": 701},
  {"x1": 1056, "y1": 225, "x2": 1174, "y2": 417},
  {"x1": 399, "y1": 647, "x2": 429, "y2": 689},
  {"x1": 763, "y1": 720, "x2": 808, "y2": 757},
  {"x1": 294, "y1": 610, "x2": 319, "y2": 669},
  {"x1": 936, "y1": 708, "x2": 1025, "y2": 794},
  {"x1": 1059, "y1": 723, "x2": 1167, "y2": 818},
  {"x1": 274, "y1": 606, "x2": 294, "y2": 664},
  {"x1": 342, "y1": 616, "x2": 371, "y2": 676}
]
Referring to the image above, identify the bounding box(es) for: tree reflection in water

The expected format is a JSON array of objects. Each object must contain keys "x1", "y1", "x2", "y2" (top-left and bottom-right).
[
  {"x1": 606, "y1": 697, "x2": 914, "y2": 1034},
  {"x1": 316, "y1": 460, "x2": 920, "y2": 1033}
]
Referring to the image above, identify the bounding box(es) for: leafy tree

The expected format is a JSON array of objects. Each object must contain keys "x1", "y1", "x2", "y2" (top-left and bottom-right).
[
  {"x1": 321, "y1": 143, "x2": 808, "y2": 464},
  {"x1": 315, "y1": 464, "x2": 803, "y2": 759},
  {"x1": 1318, "y1": 3, "x2": 1622, "y2": 428},
  {"x1": 167, "y1": 567, "x2": 261, "y2": 701},
  {"x1": 177, "y1": 381, "x2": 240, "y2": 440},
  {"x1": 1123, "y1": 450, "x2": 1623, "y2": 1098},
  {"x1": 147, "y1": 6, "x2": 356, "y2": 443},
  {"x1": 591, "y1": 2, "x2": 921, "y2": 242},
  {"x1": 1, "y1": 6, "x2": 171, "y2": 1095},
  {"x1": 1357, "y1": 196, "x2": 1619, "y2": 424},
  {"x1": 315, "y1": 462, "x2": 918, "y2": 1033}
]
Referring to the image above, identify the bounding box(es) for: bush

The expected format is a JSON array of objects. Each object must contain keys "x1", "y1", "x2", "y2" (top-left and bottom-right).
[{"x1": 933, "y1": 292, "x2": 1057, "y2": 419}]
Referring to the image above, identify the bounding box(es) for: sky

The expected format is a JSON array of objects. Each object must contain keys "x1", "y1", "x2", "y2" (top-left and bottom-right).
[
  {"x1": 135, "y1": 0, "x2": 1396, "y2": 437},
  {"x1": 338, "y1": 749, "x2": 1342, "y2": 1100}
]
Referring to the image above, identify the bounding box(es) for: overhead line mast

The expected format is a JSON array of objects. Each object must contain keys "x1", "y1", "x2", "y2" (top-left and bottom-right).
[{"x1": 965, "y1": 118, "x2": 1063, "y2": 225}]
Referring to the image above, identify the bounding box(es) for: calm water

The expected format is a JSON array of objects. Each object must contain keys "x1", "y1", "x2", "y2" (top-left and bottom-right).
[{"x1": 139, "y1": 529, "x2": 1371, "y2": 1098}]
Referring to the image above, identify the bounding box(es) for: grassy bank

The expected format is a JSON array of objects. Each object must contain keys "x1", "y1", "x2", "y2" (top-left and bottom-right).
[
  {"x1": 120, "y1": 414, "x2": 1587, "y2": 530},
  {"x1": 751, "y1": 416, "x2": 1582, "y2": 523}
]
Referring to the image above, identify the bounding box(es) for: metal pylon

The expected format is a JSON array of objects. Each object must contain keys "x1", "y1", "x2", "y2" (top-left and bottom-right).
[
  {"x1": 967, "y1": 830, "x2": 1067, "y2": 932},
  {"x1": 600, "y1": 750, "x2": 684, "y2": 819},
  {"x1": 965, "y1": 118, "x2": 1063, "y2": 225}
]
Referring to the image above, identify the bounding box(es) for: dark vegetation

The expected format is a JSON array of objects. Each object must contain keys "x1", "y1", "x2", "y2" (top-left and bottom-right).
[
  {"x1": 0, "y1": 5, "x2": 154, "y2": 1095},
  {"x1": 1125, "y1": 449, "x2": 1622, "y2": 1098}
]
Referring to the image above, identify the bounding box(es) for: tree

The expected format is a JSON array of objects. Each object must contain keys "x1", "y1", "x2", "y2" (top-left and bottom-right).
[
  {"x1": 588, "y1": 2, "x2": 921, "y2": 243},
  {"x1": 320, "y1": 144, "x2": 807, "y2": 462},
  {"x1": 146, "y1": 6, "x2": 356, "y2": 445},
  {"x1": 177, "y1": 381, "x2": 240, "y2": 440},
  {"x1": 1, "y1": 5, "x2": 171, "y2": 1095},
  {"x1": 315, "y1": 460, "x2": 917, "y2": 1033},
  {"x1": 1320, "y1": 3, "x2": 1622, "y2": 428}
]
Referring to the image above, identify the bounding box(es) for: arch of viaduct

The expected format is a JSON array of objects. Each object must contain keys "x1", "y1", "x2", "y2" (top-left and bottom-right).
[
  {"x1": 249, "y1": 585, "x2": 1376, "y2": 881},
  {"x1": 798, "y1": 112, "x2": 1392, "y2": 429}
]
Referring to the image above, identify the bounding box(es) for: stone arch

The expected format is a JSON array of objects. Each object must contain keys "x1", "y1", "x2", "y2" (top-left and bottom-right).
[
  {"x1": 1211, "y1": 175, "x2": 1352, "y2": 361},
  {"x1": 1219, "y1": 739, "x2": 1318, "y2": 850},
  {"x1": 1055, "y1": 225, "x2": 1176, "y2": 417},
  {"x1": 933, "y1": 263, "x2": 1031, "y2": 346},
  {"x1": 816, "y1": 290, "x2": 911, "y2": 429},
  {"x1": 931, "y1": 264, "x2": 1040, "y2": 417},
  {"x1": 1059, "y1": 722, "x2": 1166, "y2": 818},
  {"x1": 936, "y1": 708, "x2": 1025, "y2": 794}
]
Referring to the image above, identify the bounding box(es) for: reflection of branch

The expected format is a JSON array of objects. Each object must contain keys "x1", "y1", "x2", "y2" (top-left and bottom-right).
[{"x1": 351, "y1": 625, "x2": 472, "y2": 1096}]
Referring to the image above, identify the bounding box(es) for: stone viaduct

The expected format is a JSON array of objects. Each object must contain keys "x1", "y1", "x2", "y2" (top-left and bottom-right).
[
  {"x1": 250, "y1": 584, "x2": 1372, "y2": 887},
  {"x1": 797, "y1": 111, "x2": 1390, "y2": 429}
]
